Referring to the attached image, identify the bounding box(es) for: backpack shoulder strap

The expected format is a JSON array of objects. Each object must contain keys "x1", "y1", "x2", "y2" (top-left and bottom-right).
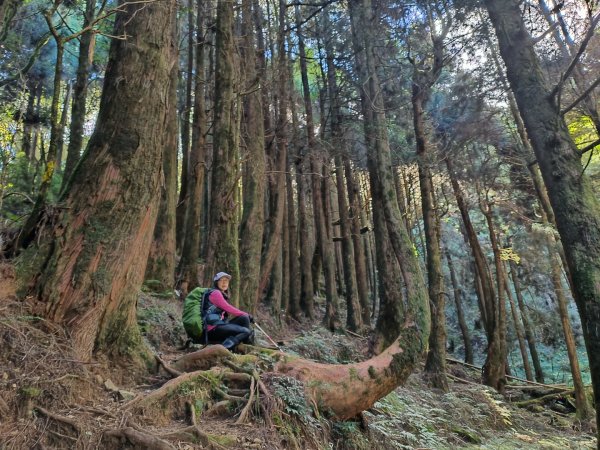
[{"x1": 200, "y1": 288, "x2": 215, "y2": 316}]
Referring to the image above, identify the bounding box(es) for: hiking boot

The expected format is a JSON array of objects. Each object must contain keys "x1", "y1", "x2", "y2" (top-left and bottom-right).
[
  {"x1": 246, "y1": 330, "x2": 255, "y2": 346},
  {"x1": 221, "y1": 338, "x2": 237, "y2": 350}
]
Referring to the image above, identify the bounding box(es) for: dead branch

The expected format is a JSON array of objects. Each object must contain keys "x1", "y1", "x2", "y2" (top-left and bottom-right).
[
  {"x1": 562, "y1": 75, "x2": 600, "y2": 116},
  {"x1": 104, "y1": 427, "x2": 175, "y2": 450},
  {"x1": 34, "y1": 406, "x2": 80, "y2": 433},
  {"x1": 155, "y1": 354, "x2": 182, "y2": 378},
  {"x1": 513, "y1": 389, "x2": 576, "y2": 408}
]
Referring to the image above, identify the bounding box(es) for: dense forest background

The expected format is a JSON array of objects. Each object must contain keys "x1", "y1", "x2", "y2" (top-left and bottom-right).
[{"x1": 0, "y1": 0, "x2": 599, "y2": 448}]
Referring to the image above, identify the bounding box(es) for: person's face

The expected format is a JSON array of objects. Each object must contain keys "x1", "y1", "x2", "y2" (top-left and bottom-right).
[{"x1": 217, "y1": 277, "x2": 230, "y2": 291}]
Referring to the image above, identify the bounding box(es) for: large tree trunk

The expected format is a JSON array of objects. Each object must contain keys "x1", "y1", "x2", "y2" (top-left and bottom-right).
[
  {"x1": 238, "y1": 0, "x2": 266, "y2": 312},
  {"x1": 485, "y1": 0, "x2": 600, "y2": 426},
  {"x1": 145, "y1": 60, "x2": 178, "y2": 291},
  {"x1": 276, "y1": 322, "x2": 426, "y2": 420},
  {"x1": 21, "y1": 0, "x2": 177, "y2": 362}
]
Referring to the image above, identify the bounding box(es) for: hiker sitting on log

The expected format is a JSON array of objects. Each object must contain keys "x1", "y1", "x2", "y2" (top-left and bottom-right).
[{"x1": 205, "y1": 272, "x2": 254, "y2": 350}]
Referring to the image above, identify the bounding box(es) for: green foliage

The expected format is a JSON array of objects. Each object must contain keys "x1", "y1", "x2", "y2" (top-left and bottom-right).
[{"x1": 271, "y1": 375, "x2": 316, "y2": 425}]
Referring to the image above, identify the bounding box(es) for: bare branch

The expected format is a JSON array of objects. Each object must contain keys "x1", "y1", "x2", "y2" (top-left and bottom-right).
[
  {"x1": 552, "y1": 11, "x2": 600, "y2": 97},
  {"x1": 562, "y1": 75, "x2": 600, "y2": 116}
]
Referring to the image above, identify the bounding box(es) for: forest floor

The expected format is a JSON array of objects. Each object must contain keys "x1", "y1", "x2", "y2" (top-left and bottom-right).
[{"x1": 0, "y1": 260, "x2": 597, "y2": 449}]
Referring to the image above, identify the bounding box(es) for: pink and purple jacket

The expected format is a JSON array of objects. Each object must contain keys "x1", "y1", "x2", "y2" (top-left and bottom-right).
[{"x1": 206, "y1": 290, "x2": 249, "y2": 331}]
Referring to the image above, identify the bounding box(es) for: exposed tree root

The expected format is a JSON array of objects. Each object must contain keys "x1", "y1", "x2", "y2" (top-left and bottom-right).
[
  {"x1": 171, "y1": 345, "x2": 232, "y2": 372},
  {"x1": 35, "y1": 406, "x2": 81, "y2": 433},
  {"x1": 236, "y1": 375, "x2": 256, "y2": 424},
  {"x1": 103, "y1": 427, "x2": 175, "y2": 450}
]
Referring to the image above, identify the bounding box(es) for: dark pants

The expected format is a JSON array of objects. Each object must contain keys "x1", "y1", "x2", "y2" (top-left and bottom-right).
[{"x1": 207, "y1": 315, "x2": 253, "y2": 347}]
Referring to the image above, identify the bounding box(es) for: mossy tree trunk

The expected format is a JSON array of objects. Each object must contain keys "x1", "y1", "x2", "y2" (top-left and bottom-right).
[
  {"x1": 145, "y1": 59, "x2": 178, "y2": 292},
  {"x1": 485, "y1": 0, "x2": 600, "y2": 424},
  {"x1": 481, "y1": 199, "x2": 507, "y2": 392},
  {"x1": 412, "y1": 69, "x2": 448, "y2": 391},
  {"x1": 349, "y1": 0, "x2": 429, "y2": 352},
  {"x1": 238, "y1": 0, "x2": 265, "y2": 312},
  {"x1": 23, "y1": 0, "x2": 177, "y2": 362}
]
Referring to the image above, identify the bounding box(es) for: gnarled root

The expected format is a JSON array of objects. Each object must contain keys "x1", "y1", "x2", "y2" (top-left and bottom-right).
[
  {"x1": 103, "y1": 427, "x2": 175, "y2": 450},
  {"x1": 171, "y1": 345, "x2": 232, "y2": 373}
]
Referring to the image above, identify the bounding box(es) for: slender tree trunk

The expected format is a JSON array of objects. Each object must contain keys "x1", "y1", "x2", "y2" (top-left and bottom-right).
[
  {"x1": 481, "y1": 200, "x2": 507, "y2": 392},
  {"x1": 344, "y1": 157, "x2": 371, "y2": 325},
  {"x1": 503, "y1": 270, "x2": 533, "y2": 381},
  {"x1": 62, "y1": 0, "x2": 95, "y2": 191},
  {"x1": 176, "y1": 0, "x2": 196, "y2": 251},
  {"x1": 55, "y1": 81, "x2": 72, "y2": 170},
  {"x1": 205, "y1": 0, "x2": 240, "y2": 301},
  {"x1": 295, "y1": 3, "x2": 339, "y2": 330},
  {"x1": 291, "y1": 89, "x2": 315, "y2": 320},
  {"x1": 21, "y1": 0, "x2": 177, "y2": 362},
  {"x1": 446, "y1": 158, "x2": 502, "y2": 385},
  {"x1": 286, "y1": 166, "x2": 301, "y2": 320},
  {"x1": 546, "y1": 224, "x2": 591, "y2": 418},
  {"x1": 17, "y1": 17, "x2": 65, "y2": 250},
  {"x1": 324, "y1": 28, "x2": 359, "y2": 329},
  {"x1": 486, "y1": 0, "x2": 600, "y2": 422},
  {"x1": 445, "y1": 249, "x2": 473, "y2": 364},
  {"x1": 257, "y1": 0, "x2": 287, "y2": 301},
  {"x1": 413, "y1": 79, "x2": 448, "y2": 391},
  {"x1": 22, "y1": 82, "x2": 37, "y2": 161},
  {"x1": 509, "y1": 261, "x2": 544, "y2": 382},
  {"x1": 238, "y1": 0, "x2": 266, "y2": 312},
  {"x1": 177, "y1": 0, "x2": 208, "y2": 294}
]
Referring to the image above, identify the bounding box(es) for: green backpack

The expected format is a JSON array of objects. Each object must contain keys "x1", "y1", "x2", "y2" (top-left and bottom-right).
[{"x1": 182, "y1": 287, "x2": 213, "y2": 342}]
